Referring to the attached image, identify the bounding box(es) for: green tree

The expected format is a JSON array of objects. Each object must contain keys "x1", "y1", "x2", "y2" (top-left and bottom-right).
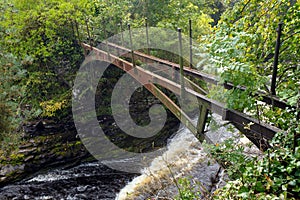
[
  {"x1": 0, "y1": 0, "x2": 89, "y2": 119},
  {"x1": 0, "y1": 1, "x2": 25, "y2": 133},
  {"x1": 216, "y1": 0, "x2": 299, "y2": 106},
  {"x1": 87, "y1": 0, "x2": 132, "y2": 41},
  {"x1": 0, "y1": 53, "x2": 25, "y2": 133},
  {"x1": 201, "y1": 0, "x2": 299, "y2": 126}
]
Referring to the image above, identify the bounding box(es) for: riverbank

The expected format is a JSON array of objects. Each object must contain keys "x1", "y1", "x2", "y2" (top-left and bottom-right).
[
  {"x1": 0, "y1": 119, "x2": 92, "y2": 187},
  {"x1": 0, "y1": 67, "x2": 181, "y2": 187}
]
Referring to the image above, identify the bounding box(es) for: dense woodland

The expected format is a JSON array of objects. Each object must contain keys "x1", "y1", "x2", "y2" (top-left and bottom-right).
[{"x1": 0, "y1": 0, "x2": 299, "y2": 199}]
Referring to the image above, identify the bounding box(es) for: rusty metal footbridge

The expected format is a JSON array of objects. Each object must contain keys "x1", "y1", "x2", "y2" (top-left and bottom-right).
[{"x1": 80, "y1": 24, "x2": 291, "y2": 151}]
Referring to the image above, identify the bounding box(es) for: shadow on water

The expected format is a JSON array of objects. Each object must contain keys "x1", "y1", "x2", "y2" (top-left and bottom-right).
[
  {"x1": 0, "y1": 64, "x2": 184, "y2": 199},
  {"x1": 0, "y1": 161, "x2": 137, "y2": 200}
]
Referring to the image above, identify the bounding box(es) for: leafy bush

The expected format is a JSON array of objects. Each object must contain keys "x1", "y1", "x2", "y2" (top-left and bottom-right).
[
  {"x1": 212, "y1": 131, "x2": 300, "y2": 199},
  {"x1": 175, "y1": 177, "x2": 203, "y2": 200},
  {"x1": 204, "y1": 136, "x2": 252, "y2": 180},
  {"x1": 196, "y1": 1, "x2": 300, "y2": 198}
]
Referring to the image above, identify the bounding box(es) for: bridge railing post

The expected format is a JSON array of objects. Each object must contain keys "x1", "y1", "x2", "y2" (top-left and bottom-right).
[
  {"x1": 119, "y1": 21, "x2": 124, "y2": 47},
  {"x1": 85, "y1": 19, "x2": 92, "y2": 49},
  {"x1": 104, "y1": 29, "x2": 111, "y2": 60},
  {"x1": 145, "y1": 18, "x2": 150, "y2": 55},
  {"x1": 189, "y1": 19, "x2": 193, "y2": 69},
  {"x1": 74, "y1": 20, "x2": 81, "y2": 44},
  {"x1": 271, "y1": 22, "x2": 283, "y2": 96},
  {"x1": 178, "y1": 28, "x2": 185, "y2": 97},
  {"x1": 128, "y1": 24, "x2": 136, "y2": 69}
]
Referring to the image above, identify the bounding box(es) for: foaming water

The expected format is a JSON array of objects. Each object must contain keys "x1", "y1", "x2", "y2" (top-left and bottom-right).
[
  {"x1": 116, "y1": 114, "x2": 262, "y2": 199},
  {"x1": 0, "y1": 161, "x2": 136, "y2": 199},
  {"x1": 116, "y1": 124, "x2": 212, "y2": 200},
  {"x1": 27, "y1": 162, "x2": 103, "y2": 183},
  {"x1": 28, "y1": 173, "x2": 70, "y2": 182}
]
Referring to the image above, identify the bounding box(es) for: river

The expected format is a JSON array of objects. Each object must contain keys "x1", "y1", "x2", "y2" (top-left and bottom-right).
[{"x1": 0, "y1": 114, "x2": 252, "y2": 199}]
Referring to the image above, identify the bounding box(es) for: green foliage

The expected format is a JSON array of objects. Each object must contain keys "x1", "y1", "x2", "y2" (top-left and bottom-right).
[
  {"x1": 200, "y1": 0, "x2": 299, "y2": 126},
  {"x1": 0, "y1": 132, "x2": 23, "y2": 159},
  {"x1": 87, "y1": 0, "x2": 220, "y2": 43},
  {"x1": 234, "y1": 0, "x2": 300, "y2": 101},
  {"x1": 87, "y1": 0, "x2": 132, "y2": 41},
  {"x1": 204, "y1": 136, "x2": 252, "y2": 180},
  {"x1": 0, "y1": 1, "x2": 25, "y2": 157},
  {"x1": 156, "y1": 0, "x2": 214, "y2": 38},
  {"x1": 254, "y1": 104, "x2": 299, "y2": 131},
  {"x1": 0, "y1": 0, "x2": 87, "y2": 119},
  {"x1": 1, "y1": 0, "x2": 84, "y2": 60},
  {"x1": 129, "y1": 0, "x2": 225, "y2": 28},
  {"x1": 175, "y1": 177, "x2": 202, "y2": 200},
  {"x1": 211, "y1": 131, "x2": 300, "y2": 199},
  {"x1": 0, "y1": 52, "x2": 25, "y2": 133}
]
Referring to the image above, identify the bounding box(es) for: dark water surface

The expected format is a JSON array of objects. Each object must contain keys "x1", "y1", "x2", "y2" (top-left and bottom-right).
[{"x1": 0, "y1": 162, "x2": 137, "y2": 200}]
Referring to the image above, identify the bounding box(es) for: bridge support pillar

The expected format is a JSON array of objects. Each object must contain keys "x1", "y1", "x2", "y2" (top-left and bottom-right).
[{"x1": 196, "y1": 103, "x2": 209, "y2": 142}]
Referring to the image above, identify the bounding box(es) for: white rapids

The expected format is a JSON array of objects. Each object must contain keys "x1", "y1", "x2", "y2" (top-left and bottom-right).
[{"x1": 115, "y1": 114, "x2": 243, "y2": 200}]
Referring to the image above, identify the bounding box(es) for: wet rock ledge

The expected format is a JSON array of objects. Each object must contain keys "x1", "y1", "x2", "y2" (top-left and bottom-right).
[
  {"x1": 0, "y1": 65, "x2": 181, "y2": 187},
  {"x1": 0, "y1": 120, "x2": 92, "y2": 186}
]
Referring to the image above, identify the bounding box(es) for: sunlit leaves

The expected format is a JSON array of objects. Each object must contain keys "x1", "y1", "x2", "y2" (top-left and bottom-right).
[
  {"x1": 1, "y1": 0, "x2": 85, "y2": 61},
  {"x1": 88, "y1": 0, "x2": 132, "y2": 40},
  {"x1": 40, "y1": 99, "x2": 67, "y2": 117}
]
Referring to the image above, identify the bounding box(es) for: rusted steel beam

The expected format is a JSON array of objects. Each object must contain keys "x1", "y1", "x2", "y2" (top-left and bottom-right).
[
  {"x1": 232, "y1": 123, "x2": 271, "y2": 151},
  {"x1": 99, "y1": 42, "x2": 292, "y2": 110},
  {"x1": 81, "y1": 44, "x2": 282, "y2": 150},
  {"x1": 147, "y1": 63, "x2": 207, "y2": 96},
  {"x1": 185, "y1": 78, "x2": 207, "y2": 95},
  {"x1": 144, "y1": 83, "x2": 213, "y2": 144},
  {"x1": 138, "y1": 59, "x2": 207, "y2": 95},
  {"x1": 225, "y1": 109, "x2": 278, "y2": 140}
]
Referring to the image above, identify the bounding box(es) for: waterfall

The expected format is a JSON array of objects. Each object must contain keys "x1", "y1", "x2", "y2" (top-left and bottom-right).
[
  {"x1": 116, "y1": 115, "x2": 229, "y2": 200},
  {"x1": 116, "y1": 113, "x2": 262, "y2": 199}
]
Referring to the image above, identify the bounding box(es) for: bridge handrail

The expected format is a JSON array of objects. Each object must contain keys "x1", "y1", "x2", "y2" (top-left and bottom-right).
[{"x1": 98, "y1": 42, "x2": 294, "y2": 110}]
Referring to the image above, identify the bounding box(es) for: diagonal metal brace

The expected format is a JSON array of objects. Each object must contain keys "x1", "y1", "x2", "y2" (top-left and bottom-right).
[{"x1": 144, "y1": 83, "x2": 213, "y2": 144}]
